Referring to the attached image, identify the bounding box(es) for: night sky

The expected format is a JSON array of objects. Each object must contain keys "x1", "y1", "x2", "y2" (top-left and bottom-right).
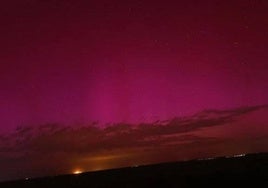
[{"x1": 1, "y1": 0, "x2": 268, "y2": 181}]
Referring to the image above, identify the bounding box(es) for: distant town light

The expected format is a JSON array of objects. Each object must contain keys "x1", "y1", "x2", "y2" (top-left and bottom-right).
[
  {"x1": 73, "y1": 170, "x2": 82, "y2": 174},
  {"x1": 233, "y1": 154, "x2": 246, "y2": 158}
]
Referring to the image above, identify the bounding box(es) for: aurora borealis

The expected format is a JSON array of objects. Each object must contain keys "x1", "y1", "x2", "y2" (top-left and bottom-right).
[{"x1": 1, "y1": 0, "x2": 268, "y2": 181}]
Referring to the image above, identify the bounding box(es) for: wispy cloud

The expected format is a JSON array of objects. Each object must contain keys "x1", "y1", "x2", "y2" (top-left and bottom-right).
[{"x1": 1, "y1": 105, "x2": 266, "y2": 153}]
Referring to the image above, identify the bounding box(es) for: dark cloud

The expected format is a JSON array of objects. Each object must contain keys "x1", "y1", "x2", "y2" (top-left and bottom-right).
[{"x1": 1, "y1": 105, "x2": 266, "y2": 154}]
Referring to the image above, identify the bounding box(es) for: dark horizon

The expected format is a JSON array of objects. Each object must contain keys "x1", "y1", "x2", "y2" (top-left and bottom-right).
[{"x1": 1, "y1": 152, "x2": 268, "y2": 187}]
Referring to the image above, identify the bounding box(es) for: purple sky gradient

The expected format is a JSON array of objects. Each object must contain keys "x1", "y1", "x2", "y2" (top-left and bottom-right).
[
  {"x1": 1, "y1": 0, "x2": 268, "y2": 132},
  {"x1": 1, "y1": 0, "x2": 268, "y2": 181}
]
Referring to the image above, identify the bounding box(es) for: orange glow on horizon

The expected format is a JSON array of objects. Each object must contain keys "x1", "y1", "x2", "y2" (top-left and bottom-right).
[{"x1": 73, "y1": 169, "x2": 82, "y2": 174}]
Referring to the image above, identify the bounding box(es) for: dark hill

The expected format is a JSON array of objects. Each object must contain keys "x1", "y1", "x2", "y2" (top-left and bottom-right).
[{"x1": 1, "y1": 153, "x2": 268, "y2": 188}]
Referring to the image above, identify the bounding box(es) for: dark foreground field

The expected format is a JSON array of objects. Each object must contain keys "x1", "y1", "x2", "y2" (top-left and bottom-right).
[{"x1": 1, "y1": 153, "x2": 268, "y2": 188}]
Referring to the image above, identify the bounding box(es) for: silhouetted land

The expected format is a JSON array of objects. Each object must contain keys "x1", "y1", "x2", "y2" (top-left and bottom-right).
[{"x1": 1, "y1": 153, "x2": 268, "y2": 187}]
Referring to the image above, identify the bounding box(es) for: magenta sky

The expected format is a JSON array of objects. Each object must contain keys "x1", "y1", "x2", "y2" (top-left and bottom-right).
[
  {"x1": 1, "y1": 0, "x2": 268, "y2": 132},
  {"x1": 1, "y1": 0, "x2": 268, "y2": 181}
]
